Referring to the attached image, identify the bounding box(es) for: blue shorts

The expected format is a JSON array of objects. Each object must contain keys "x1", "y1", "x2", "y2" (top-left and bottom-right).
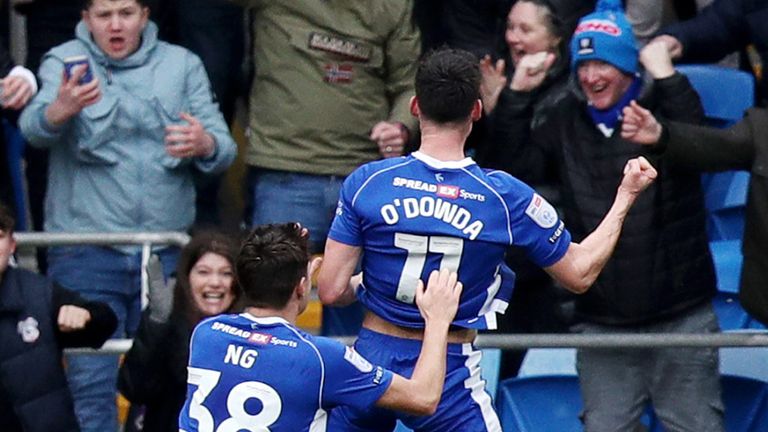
[{"x1": 328, "y1": 328, "x2": 502, "y2": 432}]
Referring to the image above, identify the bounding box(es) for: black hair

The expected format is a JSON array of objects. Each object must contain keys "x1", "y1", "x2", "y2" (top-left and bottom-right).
[
  {"x1": 415, "y1": 48, "x2": 481, "y2": 124},
  {"x1": 0, "y1": 202, "x2": 15, "y2": 234},
  {"x1": 237, "y1": 223, "x2": 309, "y2": 310}
]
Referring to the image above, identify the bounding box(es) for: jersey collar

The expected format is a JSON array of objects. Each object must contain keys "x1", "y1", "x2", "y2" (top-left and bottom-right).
[
  {"x1": 240, "y1": 313, "x2": 290, "y2": 326},
  {"x1": 412, "y1": 151, "x2": 475, "y2": 169}
]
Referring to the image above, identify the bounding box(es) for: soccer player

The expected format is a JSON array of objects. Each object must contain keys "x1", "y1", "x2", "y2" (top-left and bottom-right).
[
  {"x1": 318, "y1": 48, "x2": 658, "y2": 431},
  {"x1": 178, "y1": 223, "x2": 463, "y2": 432}
]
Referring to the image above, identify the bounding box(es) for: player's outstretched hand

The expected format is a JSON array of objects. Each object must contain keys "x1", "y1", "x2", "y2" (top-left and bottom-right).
[
  {"x1": 619, "y1": 156, "x2": 657, "y2": 197},
  {"x1": 621, "y1": 101, "x2": 663, "y2": 145},
  {"x1": 415, "y1": 269, "x2": 463, "y2": 326}
]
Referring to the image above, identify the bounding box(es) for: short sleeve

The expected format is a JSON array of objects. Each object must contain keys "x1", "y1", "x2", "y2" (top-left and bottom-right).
[
  {"x1": 503, "y1": 177, "x2": 571, "y2": 267},
  {"x1": 316, "y1": 339, "x2": 393, "y2": 410},
  {"x1": 328, "y1": 167, "x2": 366, "y2": 246}
]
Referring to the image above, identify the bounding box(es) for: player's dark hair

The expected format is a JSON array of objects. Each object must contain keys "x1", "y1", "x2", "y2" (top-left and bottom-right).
[
  {"x1": 237, "y1": 223, "x2": 309, "y2": 309},
  {"x1": 0, "y1": 202, "x2": 15, "y2": 234},
  {"x1": 174, "y1": 230, "x2": 242, "y2": 325},
  {"x1": 415, "y1": 48, "x2": 481, "y2": 124}
]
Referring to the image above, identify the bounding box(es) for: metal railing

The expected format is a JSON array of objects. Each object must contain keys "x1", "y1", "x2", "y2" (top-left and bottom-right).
[
  {"x1": 66, "y1": 332, "x2": 768, "y2": 355},
  {"x1": 16, "y1": 232, "x2": 768, "y2": 356},
  {"x1": 16, "y1": 231, "x2": 190, "y2": 310}
]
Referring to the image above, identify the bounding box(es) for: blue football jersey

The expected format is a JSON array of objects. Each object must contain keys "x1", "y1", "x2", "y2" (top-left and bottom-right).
[
  {"x1": 178, "y1": 313, "x2": 393, "y2": 432},
  {"x1": 329, "y1": 151, "x2": 571, "y2": 329}
]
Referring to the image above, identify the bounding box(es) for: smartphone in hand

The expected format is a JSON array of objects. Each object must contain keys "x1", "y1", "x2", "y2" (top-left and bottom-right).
[{"x1": 64, "y1": 55, "x2": 94, "y2": 85}]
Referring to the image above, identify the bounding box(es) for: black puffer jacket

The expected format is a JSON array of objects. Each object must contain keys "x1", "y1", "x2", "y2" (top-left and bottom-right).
[
  {"x1": 499, "y1": 73, "x2": 716, "y2": 325},
  {"x1": 0, "y1": 267, "x2": 116, "y2": 432},
  {"x1": 118, "y1": 310, "x2": 193, "y2": 432}
]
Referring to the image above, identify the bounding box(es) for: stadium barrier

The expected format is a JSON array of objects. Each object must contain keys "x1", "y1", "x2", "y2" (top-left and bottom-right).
[
  {"x1": 15, "y1": 230, "x2": 190, "y2": 313},
  {"x1": 14, "y1": 232, "x2": 768, "y2": 355}
]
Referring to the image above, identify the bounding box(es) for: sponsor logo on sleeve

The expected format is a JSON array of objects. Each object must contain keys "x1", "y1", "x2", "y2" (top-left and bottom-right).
[
  {"x1": 525, "y1": 193, "x2": 559, "y2": 228},
  {"x1": 344, "y1": 346, "x2": 374, "y2": 372},
  {"x1": 549, "y1": 220, "x2": 565, "y2": 243},
  {"x1": 373, "y1": 366, "x2": 385, "y2": 385}
]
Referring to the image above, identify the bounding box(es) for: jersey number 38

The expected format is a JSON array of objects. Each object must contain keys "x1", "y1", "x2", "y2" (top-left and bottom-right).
[{"x1": 187, "y1": 366, "x2": 282, "y2": 431}]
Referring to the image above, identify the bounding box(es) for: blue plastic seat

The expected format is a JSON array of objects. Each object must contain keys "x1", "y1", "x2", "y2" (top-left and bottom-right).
[
  {"x1": 497, "y1": 375, "x2": 656, "y2": 432},
  {"x1": 517, "y1": 348, "x2": 576, "y2": 378},
  {"x1": 497, "y1": 375, "x2": 584, "y2": 432},
  {"x1": 499, "y1": 374, "x2": 768, "y2": 432},
  {"x1": 720, "y1": 331, "x2": 768, "y2": 382},
  {"x1": 720, "y1": 375, "x2": 768, "y2": 432},
  {"x1": 676, "y1": 64, "x2": 754, "y2": 242},
  {"x1": 675, "y1": 64, "x2": 754, "y2": 126}
]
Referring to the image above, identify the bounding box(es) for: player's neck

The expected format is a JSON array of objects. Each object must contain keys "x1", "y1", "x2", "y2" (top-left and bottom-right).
[
  {"x1": 418, "y1": 123, "x2": 468, "y2": 161},
  {"x1": 419, "y1": 128, "x2": 466, "y2": 161},
  {"x1": 244, "y1": 306, "x2": 298, "y2": 324}
]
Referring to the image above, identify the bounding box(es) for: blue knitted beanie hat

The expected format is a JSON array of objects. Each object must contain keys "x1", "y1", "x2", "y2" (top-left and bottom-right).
[{"x1": 570, "y1": 0, "x2": 638, "y2": 74}]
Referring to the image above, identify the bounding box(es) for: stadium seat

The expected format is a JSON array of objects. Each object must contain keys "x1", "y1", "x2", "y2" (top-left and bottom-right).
[
  {"x1": 708, "y1": 240, "x2": 764, "y2": 329},
  {"x1": 517, "y1": 348, "x2": 576, "y2": 378},
  {"x1": 497, "y1": 375, "x2": 656, "y2": 432},
  {"x1": 676, "y1": 64, "x2": 754, "y2": 242},
  {"x1": 497, "y1": 375, "x2": 584, "y2": 432},
  {"x1": 675, "y1": 64, "x2": 754, "y2": 126},
  {"x1": 710, "y1": 240, "x2": 743, "y2": 294},
  {"x1": 720, "y1": 331, "x2": 768, "y2": 382},
  {"x1": 719, "y1": 375, "x2": 768, "y2": 432},
  {"x1": 480, "y1": 348, "x2": 502, "y2": 401}
]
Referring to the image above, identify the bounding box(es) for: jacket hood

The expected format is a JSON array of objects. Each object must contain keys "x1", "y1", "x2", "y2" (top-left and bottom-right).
[{"x1": 75, "y1": 19, "x2": 159, "y2": 68}]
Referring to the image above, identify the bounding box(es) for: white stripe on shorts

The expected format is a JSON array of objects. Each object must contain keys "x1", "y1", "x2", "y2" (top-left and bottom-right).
[{"x1": 462, "y1": 344, "x2": 502, "y2": 432}]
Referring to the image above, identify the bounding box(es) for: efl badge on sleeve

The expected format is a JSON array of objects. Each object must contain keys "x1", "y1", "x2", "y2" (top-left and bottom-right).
[
  {"x1": 525, "y1": 193, "x2": 559, "y2": 228},
  {"x1": 17, "y1": 316, "x2": 40, "y2": 343},
  {"x1": 344, "y1": 346, "x2": 374, "y2": 372}
]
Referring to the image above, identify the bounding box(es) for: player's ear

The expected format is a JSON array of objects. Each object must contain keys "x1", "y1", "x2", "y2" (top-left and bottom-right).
[
  {"x1": 296, "y1": 276, "x2": 309, "y2": 300},
  {"x1": 470, "y1": 99, "x2": 482, "y2": 121},
  {"x1": 410, "y1": 96, "x2": 420, "y2": 118}
]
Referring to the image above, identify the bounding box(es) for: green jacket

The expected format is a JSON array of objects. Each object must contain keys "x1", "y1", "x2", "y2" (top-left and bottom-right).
[{"x1": 245, "y1": 0, "x2": 420, "y2": 176}]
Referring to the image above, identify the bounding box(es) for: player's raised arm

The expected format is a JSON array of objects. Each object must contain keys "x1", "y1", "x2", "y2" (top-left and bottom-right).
[
  {"x1": 544, "y1": 156, "x2": 657, "y2": 293},
  {"x1": 374, "y1": 269, "x2": 463, "y2": 415}
]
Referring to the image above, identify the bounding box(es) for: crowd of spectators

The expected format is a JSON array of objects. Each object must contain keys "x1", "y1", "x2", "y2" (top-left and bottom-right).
[{"x1": 0, "y1": 0, "x2": 766, "y2": 430}]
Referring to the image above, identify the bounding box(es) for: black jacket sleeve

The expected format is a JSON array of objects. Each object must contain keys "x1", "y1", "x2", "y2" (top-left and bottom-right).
[
  {"x1": 117, "y1": 311, "x2": 179, "y2": 404},
  {"x1": 650, "y1": 72, "x2": 705, "y2": 125},
  {"x1": 660, "y1": 114, "x2": 756, "y2": 172},
  {"x1": 661, "y1": 0, "x2": 752, "y2": 63},
  {"x1": 52, "y1": 283, "x2": 118, "y2": 348}
]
